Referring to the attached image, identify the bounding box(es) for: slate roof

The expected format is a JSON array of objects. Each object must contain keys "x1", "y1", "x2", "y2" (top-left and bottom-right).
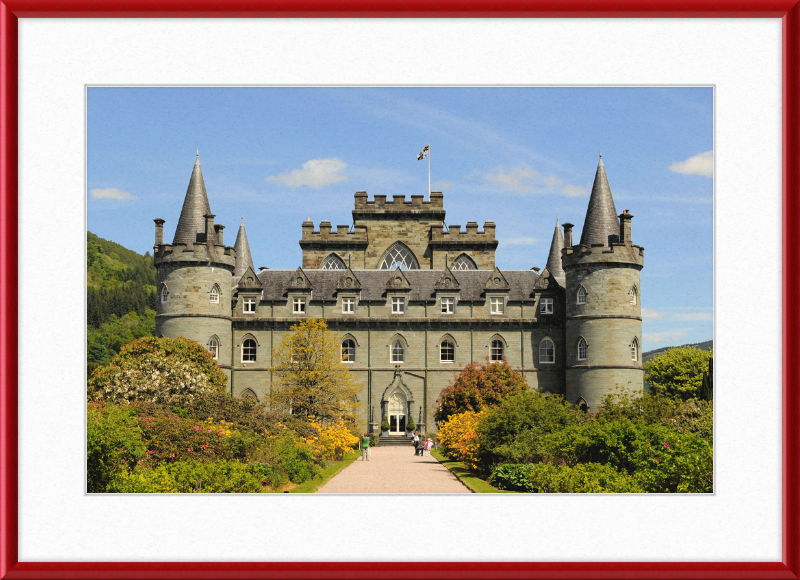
[
  {"x1": 250, "y1": 269, "x2": 542, "y2": 302},
  {"x1": 579, "y1": 154, "x2": 619, "y2": 247},
  {"x1": 173, "y1": 155, "x2": 213, "y2": 245},
  {"x1": 545, "y1": 218, "x2": 566, "y2": 286},
  {"x1": 233, "y1": 218, "x2": 255, "y2": 280}
]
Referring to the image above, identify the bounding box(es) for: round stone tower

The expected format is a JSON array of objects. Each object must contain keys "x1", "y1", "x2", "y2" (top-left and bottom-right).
[
  {"x1": 562, "y1": 154, "x2": 644, "y2": 411},
  {"x1": 153, "y1": 153, "x2": 236, "y2": 381}
]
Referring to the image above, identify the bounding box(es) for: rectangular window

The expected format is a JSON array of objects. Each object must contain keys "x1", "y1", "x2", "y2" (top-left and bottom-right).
[
  {"x1": 243, "y1": 298, "x2": 256, "y2": 313},
  {"x1": 441, "y1": 297, "x2": 454, "y2": 314},
  {"x1": 342, "y1": 298, "x2": 355, "y2": 314},
  {"x1": 540, "y1": 298, "x2": 553, "y2": 314},
  {"x1": 293, "y1": 298, "x2": 306, "y2": 314},
  {"x1": 392, "y1": 297, "x2": 405, "y2": 314},
  {"x1": 490, "y1": 297, "x2": 504, "y2": 315}
]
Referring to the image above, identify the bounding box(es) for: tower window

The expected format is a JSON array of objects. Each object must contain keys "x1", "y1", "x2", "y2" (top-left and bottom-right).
[
  {"x1": 391, "y1": 340, "x2": 405, "y2": 363},
  {"x1": 441, "y1": 297, "x2": 454, "y2": 314},
  {"x1": 322, "y1": 254, "x2": 346, "y2": 270},
  {"x1": 540, "y1": 298, "x2": 554, "y2": 314},
  {"x1": 380, "y1": 243, "x2": 420, "y2": 270},
  {"x1": 160, "y1": 285, "x2": 169, "y2": 304},
  {"x1": 577, "y1": 286, "x2": 587, "y2": 305},
  {"x1": 578, "y1": 338, "x2": 588, "y2": 361},
  {"x1": 341, "y1": 339, "x2": 356, "y2": 363},
  {"x1": 491, "y1": 339, "x2": 504, "y2": 362},
  {"x1": 208, "y1": 338, "x2": 219, "y2": 360},
  {"x1": 293, "y1": 297, "x2": 306, "y2": 314},
  {"x1": 539, "y1": 338, "x2": 554, "y2": 363},
  {"x1": 440, "y1": 340, "x2": 455, "y2": 362},
  {"x1": 243, "y1": 298, "x2": 256, "y2": 313},
  {"x1": 209, "y1": 285, "x2": 220, "y2": 304},
  {"x1": 630, "y1": 338, "x2": 639, "y2": 362},
  {"x1": 342, "y1": 298, "x2": 355, "y2": 314},
  {"x1": 452, "y1": 254, "x2": 477, "y2": 271},
  {"x1": 392, "y1": 297, "x2": 405, "y2": 314},
  {"x1": 490, "y1": 297, "x2": 504, "y2": 315},
  {"x1": 242, "y1": 339, "x2": 256, "y2": 363},
  {"x1": 629, "y1": 287, "x2": 638, "y2": 305}
]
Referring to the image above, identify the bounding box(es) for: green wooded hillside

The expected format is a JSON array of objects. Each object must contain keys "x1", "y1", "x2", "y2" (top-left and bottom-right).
[{"x1": 642, "y1": 340, "x2": 713, "y2": 364}]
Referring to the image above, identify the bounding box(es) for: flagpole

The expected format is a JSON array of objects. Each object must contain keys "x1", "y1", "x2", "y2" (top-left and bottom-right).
[{"x1": 428, "y1": 142, "x2": 431, "y2": 195}]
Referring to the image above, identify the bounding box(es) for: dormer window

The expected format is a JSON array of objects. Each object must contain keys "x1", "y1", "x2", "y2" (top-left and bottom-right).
[
  {"x1": 441, "y1": 297, "x2": 454, "y2": 314},
  {"x1": 243, "y1": 298, "x2": 256, "y2": 314},
  {"x1": 540, "y1": 298, "x2": 553, "y2": 314},
  {"x1": 293, "y1": 298, "x2": 306, "y2": 314},
  {"x1": 392, "y1": 297, "x2": 405, "y2": 314},
  {"x1": 490, "y1": 297, "x2": 504, "y2": 315},
  {"x1": 342, "y1": 298, "x2": 355, "y2": 314}
]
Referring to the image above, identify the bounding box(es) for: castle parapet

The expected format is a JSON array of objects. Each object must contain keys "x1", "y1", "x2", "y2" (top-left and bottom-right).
[
  {"x1": 562, "y1": 241, "x2": 644, "y2": 268},
  {"x1": 352, "y1": 191, "x2": 446, "y2": 220},
  {"x1": 299, "y1": 222, "x2": 369, "y2": 250},
  {"x1": 429, "y1": 221, "x2": 498, "y2": 250},
  {"x1": 154, "y1": 241, "x2": 236, "y2": 268}
]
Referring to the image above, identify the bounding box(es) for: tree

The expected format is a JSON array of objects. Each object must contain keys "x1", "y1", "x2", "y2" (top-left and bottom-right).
[
  {"x1": 268, "y1": 318, "x2": 360, "y2": 423},
  {"x1": 644, "y1": 346, "x2": 713, "y2": 401},
  {"x1": 88, "y1": 336, "x2": 227, "y2": 404},
  {"x1": 434, "y1": 359, "x2": 529, "y2": 424}
]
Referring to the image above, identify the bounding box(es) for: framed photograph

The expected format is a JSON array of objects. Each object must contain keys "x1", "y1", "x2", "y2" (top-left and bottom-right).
[{"x1": 2, "y1": 2, "x2": 799, "y2": 579}]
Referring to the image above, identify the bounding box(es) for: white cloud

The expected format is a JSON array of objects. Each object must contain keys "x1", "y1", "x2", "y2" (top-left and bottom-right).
[
  {"x1": 433, "y1": 180, "x2": 453, "y2": 189},
  {"x1": 641, "y1": 308, "x2": 665, "y2": 319},
  {"x1": 643, "y1": 328, "x2": 692, "y2": 345},
  {"x1": 483, "y1": 166, "x2": 586, "y2": 197},
  {"x1": 668, "y1": 150, "x2": 713, "y2": 177},
  {"x1": 90, "y1": 187, "x2": 137, "y2": 200},
  {"x1": 503, "y1": 236, "x2": 537, "y2": 246},
  {"x1": 673, "y1": 312, "x2": 713, "y2": 321},
  {"x1": 265, "y1": 158, "x2": 347, "y2": 189}
]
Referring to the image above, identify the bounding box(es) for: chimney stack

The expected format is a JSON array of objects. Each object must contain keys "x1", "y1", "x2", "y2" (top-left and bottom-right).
[
  {"x1": 154, "y1": 218, "x2": 165, "y2": 246},
  {"x1": 618, "y1": 210, "x2": 633, "y2": 243},
  {"x1": 563, "y1": 222, "x2": 574, "y2": 247}
]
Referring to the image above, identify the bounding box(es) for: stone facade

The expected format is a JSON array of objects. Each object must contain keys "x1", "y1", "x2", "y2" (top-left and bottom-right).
[{"x1": 154, "y1": 154, "x2": 644, "y2": 435}]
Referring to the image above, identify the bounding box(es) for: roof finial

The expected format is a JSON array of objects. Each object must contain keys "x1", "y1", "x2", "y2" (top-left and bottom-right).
[
  {"x1": 599, "y1": 149, "x2": 602, "y2": 159},
  {"x1": 196, "y1": 149, "x2": 199, "y2": 159},
  {"x1": 241, "y1": 214, "x2": 244, "y2": 224}
]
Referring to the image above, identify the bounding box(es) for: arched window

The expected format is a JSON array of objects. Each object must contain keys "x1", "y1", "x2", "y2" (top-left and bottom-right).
[
  {"x1": 208, "y1": 337, "x2": 219, "y2": 360},
  {"x1": 576, "y1": 397, "x2": 589, "y2": 412},
  {"x1": 242, "y1": 338, "x2": 256, "y2": 363},
  {"x1": 241, "y1": 389, "x2": 258, "y2": 401},
  {"x1": 341, "y1": 338, "x2": 356, "y2": 363},
  {"x1": 322, "y1": 254, "x2": 346, "y2": 270},
  {"x1": 491, "y1": 339, "x2": 504, "y2": 362},
  {"x1": 160, "y1": 284, "x2": 169, "y2": 304},
  {"x1": 539, "y1": 338, "x2": 555, "y2": 363},
  {"x1": 440, "y1": 339, "x2": 455, "y2": 362},
  {"x1": 630, "y1": 338, "x2": 639, "y2": 362},
  {"x1": 577, "y1": 286, "x2": 587, "y2": 305},
  {"x1": 390, "y1": 339, "x2": 405, "y2": 363},
  {"x1": 578, "y1": 337, "x2": 588, "y2": 361},
  {"x1": 379, "y1": 242, "x2": 420, "y2": 270},
  {"x1": 209, "y1": 284, "x2": 220, "y2": 304},
  {"x1": 452, "y1": 254, "x2": 477, "y2": 271},
  {"x1": 629, "y1": 286, "x2": 638, "y2": 305}
]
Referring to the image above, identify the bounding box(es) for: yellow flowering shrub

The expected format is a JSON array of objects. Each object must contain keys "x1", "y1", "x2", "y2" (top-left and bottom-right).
[
  {"x1": 201, "y1": 417, "x2": 239, "y2": 437},
  {"x1": 307, "y1": 420, "x2": 359, "y2": 461},
  {"x1": 437, "y1": 409, "x2": 486, "y2": 471}
]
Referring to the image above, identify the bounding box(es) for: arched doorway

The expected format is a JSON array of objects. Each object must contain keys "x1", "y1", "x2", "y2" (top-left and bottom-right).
[{"x1": 388, "y1": 391, "x2": 407, "y2": 434}]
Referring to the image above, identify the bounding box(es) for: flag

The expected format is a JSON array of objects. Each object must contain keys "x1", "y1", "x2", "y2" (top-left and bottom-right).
[{"x1": 417, "y1": 145, "x2": 429, "y2": 160}]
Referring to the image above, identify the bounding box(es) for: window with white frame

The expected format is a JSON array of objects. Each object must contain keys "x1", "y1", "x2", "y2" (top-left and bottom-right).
[
  {"x1": 380, "y1": 243, "x2": 420, "y2": 270},
  {"x1": 160, "y1": 285, "x2": 169, "y2": 304},
  {"x1": 578, "y1": 338, "x2": 588, "y2": 361},
  {"x1": 539, "y1": 338, "x2": 555, "y2": 363},
  {"x1": 242, "y1": 338, "x2": 256, "y2": 363},
  {"x1": 490, "y1": 297, "x2": 504, "y2": 315},
  {"x1": 391, "y1": 339, "x2": 405, "y2": 363},
  {"x1": 629, "y1": 287, "x2": 638, "y2": 305},
  {"x1": 209, "y1": 285, "x2": 220, "y2": 304},
  {"x1": 293, "y1": 297, "x2": 306, "y2": 314},
  {"x1": 243, "y1": 297, "x2": 256, "y2": 313},
  {"x1": 441, "y1": 297, "x2": 454, "y2": 314},
  {"x1": 341, "y1": 338, "x2": 356, "y2": 362},
  {"x1": 630, "y1": 338, "x2": 638, "y2": 361},
  {"x1": 452, "y1": 254, "x2": 477, "y2": 271},
  {"x1": 540, "y1": 298, "x2": 554, "y2": 314},
  {"x1": 208, "y1": 338, "x2": 219, "y2": 360},
  {"x1": 491, "y1": 339, "x2": 504, "y2": 361},
  {"x1": 440, "y1": 340, "x2": 455, "y2": 362},
  {"x1": 342, "y1": 298, "x2": 355, "y2": 314},
  {"x1": 322, "y1": 254, "x2": 346, "y2": 270},
  {"x1": 392, "y1": 297, "x2": 405, "y2": 314},
  {"x1": 577, "y1": 286, "x2": 587, "y2": 305}
]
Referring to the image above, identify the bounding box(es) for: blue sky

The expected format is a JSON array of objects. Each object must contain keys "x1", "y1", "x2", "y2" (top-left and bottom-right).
[{"x1": 87, "y1": 87, "x2": 713, "y2": 350}]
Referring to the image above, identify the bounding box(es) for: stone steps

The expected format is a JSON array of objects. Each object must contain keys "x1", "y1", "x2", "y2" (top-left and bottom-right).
[{"x1": 378, "y1": 435, "x2": 416, "y2": 447}]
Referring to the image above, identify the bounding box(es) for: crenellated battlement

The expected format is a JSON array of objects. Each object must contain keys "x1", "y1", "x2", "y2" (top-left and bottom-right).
[
  {"x1": 154, "y1": 242, "x2": 237, "y2": 269},
  {"x1": 429, "y1": 221, "x2": 498, "y2": 251},
  {"x1": 561, "y1": 241, "x2": 644, "y2": 269},
  {"x1": 351, "y1": 191, "x2": 446, "y2": 221},
  {"x1": 299, "y1": 222, "x2": 369, "y2": 249}
]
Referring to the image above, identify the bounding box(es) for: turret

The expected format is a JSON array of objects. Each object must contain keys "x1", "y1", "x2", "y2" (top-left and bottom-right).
[
  {"x1": 545, "y1": 216, "x2": 566, "y2": 286},
  {"x1": 563, "y1": 154, "x2": 644, "y2": 411},
  {"x1": 234, "y1": 216, "x2": 255, "y2": 281},
  {"x1": 153, "y1": 152, "x2": 236, "y2": 383}
]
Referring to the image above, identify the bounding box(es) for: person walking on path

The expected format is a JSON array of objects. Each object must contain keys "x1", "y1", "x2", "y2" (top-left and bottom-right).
[
  {"x1": 361, "y1": 433, "x2": 371, "y2": 461},
  {"x1": 413, "y1": 431, "x2": 421, "y2": 456}
]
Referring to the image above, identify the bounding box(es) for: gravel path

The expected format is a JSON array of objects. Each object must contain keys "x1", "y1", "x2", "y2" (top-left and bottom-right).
[{"x1": 316, "y1": 446, "x2": 471, "y2": 493}]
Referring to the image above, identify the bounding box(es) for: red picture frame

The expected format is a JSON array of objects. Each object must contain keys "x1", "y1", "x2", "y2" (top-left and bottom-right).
[{"x1": 2, "y1": 2, "x2": 799, "y2": 579}]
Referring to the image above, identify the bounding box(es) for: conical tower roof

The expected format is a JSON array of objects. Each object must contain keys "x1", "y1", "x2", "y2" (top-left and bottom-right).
[
  {"x1": 173, "y1": 152, "x2": 212, "y2": 245},
  {"x1": 545, "y1": 217, "x2": 566, "y2": 285},
  {"x1": 234, "y1": 216, "x2": 255, "y2": 280},
  {"x1": 579, "y1": 153, "x2": 619, "y2": 247}
]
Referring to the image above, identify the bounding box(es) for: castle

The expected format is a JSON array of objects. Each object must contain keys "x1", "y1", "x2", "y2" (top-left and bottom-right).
[{"x1": 153, "y1": 152, "x2": 644, "y2": 434}]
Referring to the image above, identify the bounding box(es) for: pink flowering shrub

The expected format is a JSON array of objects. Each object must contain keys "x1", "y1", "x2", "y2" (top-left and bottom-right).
[{"x1": 139, "y1": 414, "x2": 228, "y2": 466}]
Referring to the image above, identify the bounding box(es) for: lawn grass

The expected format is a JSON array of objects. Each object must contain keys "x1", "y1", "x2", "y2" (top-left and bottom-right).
[
  {"x1": 289, "y1": 450, "x2": 361, "y2": 493},
  {"x1": 430, "y1": 448, "x2": 515, "y2": 493}
]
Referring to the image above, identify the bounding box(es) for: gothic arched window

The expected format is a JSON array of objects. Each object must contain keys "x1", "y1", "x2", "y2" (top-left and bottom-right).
[
  {"x1": 341, "y1": 338, "x2": 356, "y2": 363},
  {"x1": 440, "y1": 339, "x2": 455, "y2": 362},
  {"x1": 160, "y1": 284, "x2": 169, "y2": 304},
  {"x1": 452, "y1": 254, "x2": 477, "y2": 271},
  {"x1": 208, "y1": 337, "x2": 219, "y2": 360},
  {"x1": 629, "y1": 286, "x2": 638, "y2": 305},
  {"x1": 578, "y1": 338, "x2": 588, "y2": 361},
  {"x1": 630, "y1": 338, "x2": 639, "y2": 362},
  {"x1": 322, "y1": 254, "x2": 346, "y2": 270},
  {"x1": 390, "y1": 339, "x2": 405, "y2": 363},
  {"x1": 539, "y1": 338, "x2": 555, "y2": 363},
  {"x1": 379, "y1": 243, "x2": 420, "y2": 270},
  {"x1": 491, "y1": 339, "x2": 504, "y2": 362},
  {"x1": 242, "y1": 338, "x2": 256, "y2": 363},
  {"x1": 209, "y1": 284, "x2": 220, "y2": 304},
  {"x1": 577, "y1": 286, "x2": 587, "y2": 305}
]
